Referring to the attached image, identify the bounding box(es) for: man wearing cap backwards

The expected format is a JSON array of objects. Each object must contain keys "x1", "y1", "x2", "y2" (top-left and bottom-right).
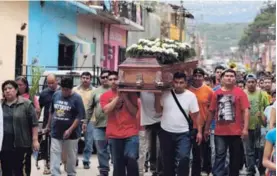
[
  {"x1": 244, "y1": 74, "x2": 269, "y2": 176},
  {"x1": 189, "y1": 68, "x2": 213, "y2": 176},
  {"x1": 204, "y1": 69, "x2": 250, "y2": 176}
]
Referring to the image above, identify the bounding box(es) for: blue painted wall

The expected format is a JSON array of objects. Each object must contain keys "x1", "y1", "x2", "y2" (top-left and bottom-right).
[{"x1": 28, "y1": 1, "x2": 78, "y2": 68}]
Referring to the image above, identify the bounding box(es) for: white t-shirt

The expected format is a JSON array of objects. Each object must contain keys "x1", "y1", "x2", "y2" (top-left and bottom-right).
[
  {"x1": 161, "y1": 90, "x2": 199, "y2": 133},
  {"x1": 140, "y1": 92, "x2": 161, "y2": 126}
]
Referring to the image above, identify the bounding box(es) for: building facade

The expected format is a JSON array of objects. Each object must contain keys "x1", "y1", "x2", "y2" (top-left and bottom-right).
[
  {"x1": 28, "y1": 1, "x2": 97, "y2": 70},
  {"x1": 0, "y1": 1, "x2": 29, "y2": 83}
]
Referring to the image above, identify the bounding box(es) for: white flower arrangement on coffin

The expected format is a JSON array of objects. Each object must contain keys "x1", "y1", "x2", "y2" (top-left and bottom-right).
[{"x1": 126, "y1": 38, "x2": 196, "y2": 64}]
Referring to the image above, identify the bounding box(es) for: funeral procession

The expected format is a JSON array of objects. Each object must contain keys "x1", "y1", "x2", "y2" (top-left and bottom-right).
[{"x1": 0, "y1": 0, "x2": 276, "y2": 176}]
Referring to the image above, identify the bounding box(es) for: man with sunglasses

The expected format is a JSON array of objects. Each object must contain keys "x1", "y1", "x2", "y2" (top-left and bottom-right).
[
  {"x1": 85, "y1": 70, "x2": 111, "y2": 176},
  {"x1": 100, "y1": 71, "x2": 139, "y2": 176}
]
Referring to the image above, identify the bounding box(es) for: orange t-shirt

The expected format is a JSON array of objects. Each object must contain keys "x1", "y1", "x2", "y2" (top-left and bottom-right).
[
  {"x1": 189, "y1": 84, "x2": 213, "y2": 128},
  {"x1": 100, "y1": 90, "x2": 139, "y2": 139}
]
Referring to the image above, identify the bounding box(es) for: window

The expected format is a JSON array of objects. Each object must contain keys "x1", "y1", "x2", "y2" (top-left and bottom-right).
[
  {"x1": 171, "y1": 13, "x2": 178, "y2": 26},
  {"x1": 118, "y1": 47, "x2": 126, "y2": 64},
  {"x1": 58, "y1": 36, "x2": 75, "y2": 70}
]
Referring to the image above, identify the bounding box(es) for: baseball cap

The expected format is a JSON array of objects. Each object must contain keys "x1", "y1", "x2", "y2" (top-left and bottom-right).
[
  {"x1": 193, "y1": 68, "x2": 205, "y2": 76},
  {"x1": 246, "y1": 74, "x2": 257, "y2": 81}
]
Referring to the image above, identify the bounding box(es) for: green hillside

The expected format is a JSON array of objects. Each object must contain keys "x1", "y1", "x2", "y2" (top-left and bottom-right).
[{"x1": 196, "y1": 23, "x2": 248, "y2": 53}]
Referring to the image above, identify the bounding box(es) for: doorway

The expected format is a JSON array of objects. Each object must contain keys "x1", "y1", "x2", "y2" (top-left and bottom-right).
[
  {"x1": 15, "y1": 35, "x2": 24, "y2": 77},
  {"x1": 58, "y1": 36, "x2": 75, "y2": 70}
]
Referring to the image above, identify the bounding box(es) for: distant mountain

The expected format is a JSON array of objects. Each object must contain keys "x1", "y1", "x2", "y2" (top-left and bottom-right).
[
  {"x1": 195, "y1": 23, "x2": 249, "y2": 53},
  {"x1": 167, "y1": 1, "x2": 264, "y2": 24}
]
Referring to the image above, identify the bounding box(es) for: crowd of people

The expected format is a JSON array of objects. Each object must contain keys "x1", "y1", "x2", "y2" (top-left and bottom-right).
[{"x1": 0, "y1": 65, "x2": 275, "y2": 176}]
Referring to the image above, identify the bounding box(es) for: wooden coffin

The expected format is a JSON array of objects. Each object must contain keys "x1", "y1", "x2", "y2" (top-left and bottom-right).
[{"x1": 118, "y1": 57, "x2": 198, "y2": 92}]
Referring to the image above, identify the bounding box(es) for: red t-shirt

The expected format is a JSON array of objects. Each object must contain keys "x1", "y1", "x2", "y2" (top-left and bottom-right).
[
  {"x1": 100, "y1": 90, "x2": 139, "y2": 139},
  {"x1": 209, "y1": 86, "x2": 250, "y2": 136}
]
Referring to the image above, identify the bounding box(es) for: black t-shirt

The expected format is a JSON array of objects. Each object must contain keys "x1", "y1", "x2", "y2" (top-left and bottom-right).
[
  {"x1": 39, "y1": 88, "x2": 57, "y2": 127},
  {"x1": 2, "y1": 103, "x2": 15, "y2": 151},
  {"x1": 50, "y1": 91, "x2": 85, "y2": 140}
]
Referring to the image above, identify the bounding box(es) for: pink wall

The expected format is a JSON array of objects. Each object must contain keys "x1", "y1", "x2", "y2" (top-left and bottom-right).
[{"x1": 102, "y1": 25, "x2": 127, "y2": 71}]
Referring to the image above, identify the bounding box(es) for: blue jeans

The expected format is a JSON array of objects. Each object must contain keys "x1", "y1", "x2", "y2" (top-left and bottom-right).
[
  {"x1": 243, "y1": 129, "x2": 259, "y2": 175},
  {"x1": 110, "y1": 135, "x2": 139, "y2": 176},
  {"x1": 159, "y1": 129, "x2": 191, "y2": 176},
  {"x1": 94, "y1": 127, "x2": 110, "y2": 175},
  {"x1": 83, "y1": 122, "x2": 94, "y2": 164},
  {"x1": 213, "y1": 135, "x2": 243, "y2": 176}
]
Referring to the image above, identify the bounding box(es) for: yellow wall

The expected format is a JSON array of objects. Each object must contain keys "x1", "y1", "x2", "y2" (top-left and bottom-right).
[
  {"x1": 169, "y1": 24, "x2": 185, "y2": 41},
  {"x1": 0, "y1": 1, "x2": 28, "y2": 85}
]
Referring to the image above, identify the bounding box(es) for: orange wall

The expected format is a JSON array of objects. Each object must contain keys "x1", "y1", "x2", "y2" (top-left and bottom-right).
[{"x1": 169, "y1": 24, "x2": 185, "y2": 41}]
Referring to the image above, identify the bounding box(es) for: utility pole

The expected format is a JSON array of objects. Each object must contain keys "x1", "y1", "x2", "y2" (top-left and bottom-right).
[{"x1": 179, "y1": 0, "x2": 184, "y2": 42}]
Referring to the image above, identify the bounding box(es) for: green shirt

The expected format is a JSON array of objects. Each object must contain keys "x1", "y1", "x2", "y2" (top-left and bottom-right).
[
  {"x1": 86, "y1": 86, "x2": 109, "y2": 128},
  {"x1": 245, "y1": 90, "x2": 269, "y2": 130}
]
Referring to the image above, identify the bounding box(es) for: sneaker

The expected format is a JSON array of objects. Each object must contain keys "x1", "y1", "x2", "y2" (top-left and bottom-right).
[
  {"x1": 43, "y1": 167, "x2": 51, "y2": 175},
  {"x1": 83, "y1": 162, "x2": 90, "y2": 169},
  {"x1": 201, "y1": 172, "x2": 209, "y2": 176}
]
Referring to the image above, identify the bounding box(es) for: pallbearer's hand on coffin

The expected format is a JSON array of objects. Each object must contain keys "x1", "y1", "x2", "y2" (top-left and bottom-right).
[{"x1": 115, "y1": 96, "x2": 124, "y2": 110}]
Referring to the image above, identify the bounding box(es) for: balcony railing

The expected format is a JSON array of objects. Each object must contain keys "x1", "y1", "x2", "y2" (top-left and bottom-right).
[
  {"x1": 114, "y1": 1, "x2": 143, "y2": 26},
  {"x1": 79, "y1": 0, "x2": 143, "y2": 26}
]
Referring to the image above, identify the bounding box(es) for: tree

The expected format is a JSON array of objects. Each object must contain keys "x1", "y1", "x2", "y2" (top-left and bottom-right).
[{"x1": 239, "y1": 2, "x2": 276, "y2": 50}]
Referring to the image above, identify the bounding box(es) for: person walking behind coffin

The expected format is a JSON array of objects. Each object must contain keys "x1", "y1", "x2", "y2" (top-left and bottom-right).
[
  {"x1": 204, "y1": 69, "x2": 250, "y2": 176},
  {"x1": 16, "y1": 76, "x2": 40, "y2": 118},
  {"x1": 140, "y1": 91, "x2": 163, "y2": 176},
  {"x1": 244, "y1": 74, "x2": 269, "y2": 176},
  {"x1": 154, "y1": 72, "x2": 202, "y2": 176},
  {"x1": 85, "y1": 70, "x2": 111, "y2": 176},
  {"x1": 100, "y1": 71, "x2": 140, "y2": 176},
  {"x1": 39, "y1": 74, "x2": 59, "y2": 174},
  {"x1": 188, "y1": 68, "x2": 213, "y2": 176},
  {"x1": 46, "y1": 77, "x2": 86, "y2": 176},
  {"x1": 0, "y1": 80, "x2": 40, "y2": 176},
  {"x1": 72, "y1": 71, "x2": 95, "y2": 169}
]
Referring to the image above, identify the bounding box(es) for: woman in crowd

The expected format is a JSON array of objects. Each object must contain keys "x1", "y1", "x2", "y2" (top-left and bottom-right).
[
  {"x1": 0, "y1": 80, "x2": 39, "y2": 176},
  {"x1": 262, "y1": 128, "x2": 276, "y2": 176},
  {"x1": 15, "y1": 76, "x2": 40, "y2": 117}
]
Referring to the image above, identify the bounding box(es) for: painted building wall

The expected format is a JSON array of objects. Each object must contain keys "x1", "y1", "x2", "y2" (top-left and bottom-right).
[
  {"x1": 0, "y1": 1, "x2": 29, "y2": 84},
  {"x1": 127, "y1": 11, "x2": 161, "y2": 46},
  {"x1": 76, "y1": 15, "x2": 103, "y2": 69},
  {"x1": 28, "y1": 1, "x2": 77, "y2": 68},
  {"x1": 103, "y1": 25, "x2": 127, "y2": 71},
  {"x1": 170, "y1": 24, "x2": 185, "y2": 41}
]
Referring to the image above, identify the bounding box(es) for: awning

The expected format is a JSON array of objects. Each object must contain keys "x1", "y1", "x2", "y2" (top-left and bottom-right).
[{"x1": 60, "y1": 34, "x2": 91, "y2": 45}]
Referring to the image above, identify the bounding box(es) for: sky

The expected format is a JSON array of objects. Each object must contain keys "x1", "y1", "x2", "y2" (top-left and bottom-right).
[{"x1": 164, "y1": 0, "x2": 267, "y2": 24}]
